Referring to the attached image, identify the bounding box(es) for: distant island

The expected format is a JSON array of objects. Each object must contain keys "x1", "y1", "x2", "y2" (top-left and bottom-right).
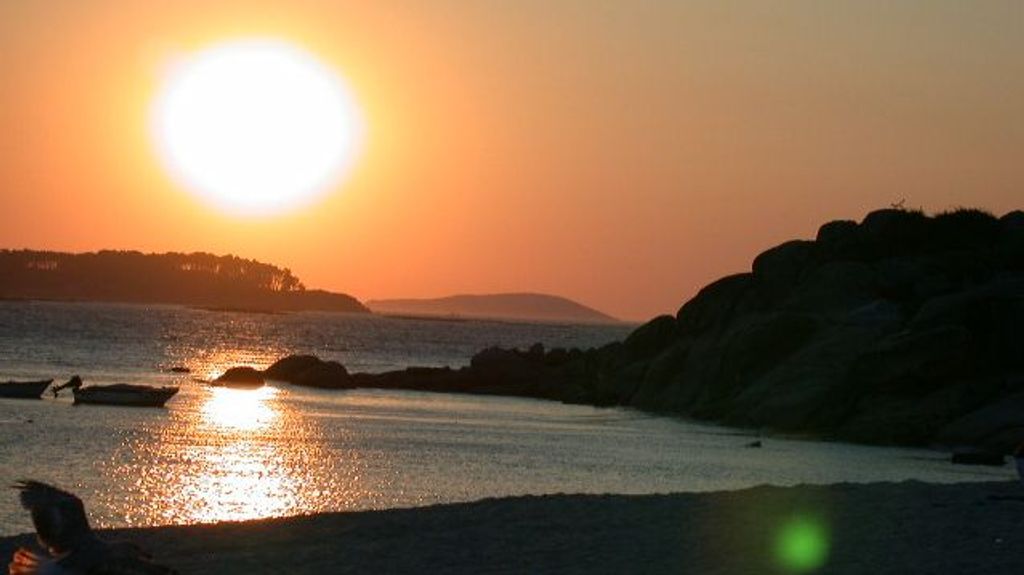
[
  {"x1": 0, "y1": 250, "x2": 368, "y2": 313},
  {"x1": 366, "y1": 293, "x2": 620, "y2": 324}
]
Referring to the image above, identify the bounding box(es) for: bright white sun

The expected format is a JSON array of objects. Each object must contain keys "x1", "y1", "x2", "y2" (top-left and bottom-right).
[{"x1": 152, "y1": 39, "x2": 363, "y2": 216}]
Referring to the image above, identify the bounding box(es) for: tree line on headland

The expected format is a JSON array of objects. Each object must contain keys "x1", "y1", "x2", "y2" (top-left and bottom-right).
[
  {"x1": 0, "y1": 250, "x2": 368, "y2": 313},
  {"x1": 246, "y1": 207, "x2": 1024, "y2": 452}
]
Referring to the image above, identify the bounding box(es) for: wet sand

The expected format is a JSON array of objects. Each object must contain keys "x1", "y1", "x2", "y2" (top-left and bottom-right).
[{"x1": 3, "y1": 481, "x2": 1022, "y2": 574}]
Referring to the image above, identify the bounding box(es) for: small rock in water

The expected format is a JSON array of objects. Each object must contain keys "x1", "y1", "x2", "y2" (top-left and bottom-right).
[
  {"x1": 745, "y1": 440, "x2": 763, "y2": 448},
  {"x1": 168, "y1": 366, "x2": 191, "y2": 373}
]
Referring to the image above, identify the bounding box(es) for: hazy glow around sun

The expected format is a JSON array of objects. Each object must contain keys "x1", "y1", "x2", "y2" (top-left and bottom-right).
[{"x1": 152, "y1": 39, "x2": 363, "y2": 216}]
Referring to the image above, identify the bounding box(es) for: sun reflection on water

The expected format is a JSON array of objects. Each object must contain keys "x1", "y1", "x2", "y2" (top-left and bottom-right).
[
  {"x1": 100, "y1": 381, "x2": 367, "y2": 527},
  {"x1": 157, "y1": 385, "x2": 304, "y2": 524},
  {"x1": 203, "y1": 386, "x2": 279, "y2": 431}
]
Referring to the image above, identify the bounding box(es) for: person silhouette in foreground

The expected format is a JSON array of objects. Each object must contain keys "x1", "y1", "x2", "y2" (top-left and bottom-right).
[{"x1": 8, "y1": 480, "x2": 177, "y2": 575}]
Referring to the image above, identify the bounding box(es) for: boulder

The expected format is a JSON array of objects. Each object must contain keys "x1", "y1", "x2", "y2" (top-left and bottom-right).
[
  {"x1": 931, "y1": 208, "x2": 1002, "y2": 249},
  {"x1": 676, "y1": 273, "x2": 754, "y2": 336},
  {"x1": 264, "y1": 355, "x2": 323, "y2": 381},
  {"x1": 837, "y1": 384, "x2": 968, "y2": 446},
  {"x1": 290, "y1": 360, "x2": 352, "y2": 389},
  {"x1": 935, "y1": 391, "x2": 1024, "y2": 453},
  {"x1": 629, "y1": 340, "x2": 692, "y2": 409},
  {"x1": 815, "y1": 219, "x2": 858, "y2": 244},
  {"x1": 859, "y1": 209, "x2": 930, "y2": 255},
  {"x1": 751, "y1": 240, "x2": 817, "y2": 301},
  {"x1": 1001, "y1": 210, "x2": 1024, "y2": 230},
  {"x1": 846, "y1": 325, "x2": 974, "y2": 396},
  {"x1": 215, "y1": 366, "x2": 265, "y2": 388},
  {"x1": 783, "y1": 260, "x2": 879, "y2": 313},
  {"x1": 725, "y1": 323, "x2": 882, "y2": 430},
  {"x1": 621, "y1": 315, "x2": 676, "y2": 360}
]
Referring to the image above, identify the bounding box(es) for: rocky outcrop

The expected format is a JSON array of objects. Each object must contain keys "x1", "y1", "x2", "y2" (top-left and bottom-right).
[
  {"x1": 264, "y1": 355, "x2": 353, "y2": 389},
  {"x1": 232, "y1": 208, "x2": 1024, "y2": 453},
  {"x1": 214, "y1": 366, "x2": 265, "y2": 389},
  {"x1": 580, "y1": 208, "x2": 1024, "y2": 451}
]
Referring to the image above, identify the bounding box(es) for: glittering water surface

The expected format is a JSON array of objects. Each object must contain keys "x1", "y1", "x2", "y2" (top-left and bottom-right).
[{"x1": 0, "y1": 302, "x2": 1013, "y2": 535}]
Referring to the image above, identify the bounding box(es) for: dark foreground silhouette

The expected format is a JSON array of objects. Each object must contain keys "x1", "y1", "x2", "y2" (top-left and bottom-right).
[
  {"x1": 9, "y1": 481, "x2": 176, "y2": 575},
  {"x1": 0, "y1": 250, "x2": 367, "y2": 313},
  {"x1": 3, "y1": 482, "x2": 1022, "y2": 574},
  {"x1": 244, "y1": 208, "x2": 1024, "y2": 452}
]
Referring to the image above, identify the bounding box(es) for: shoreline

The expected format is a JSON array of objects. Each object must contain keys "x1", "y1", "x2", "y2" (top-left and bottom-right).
[{"x1": 3, "y1": 481, "x2": 1022, "y2": 574}]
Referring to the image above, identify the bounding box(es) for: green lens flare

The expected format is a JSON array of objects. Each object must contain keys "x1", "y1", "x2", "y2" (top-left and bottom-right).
[{"x1": 775, "y1": 516, "x2": 829, "y2": 572}]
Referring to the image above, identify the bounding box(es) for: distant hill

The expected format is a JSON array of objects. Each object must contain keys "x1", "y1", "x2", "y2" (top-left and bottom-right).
[
  {"x1": 0, "y1": 249, "x2": 368, "y2": 313},
  {"x1": 366, "y1": 293, "x2": 619, "y2": 324}
]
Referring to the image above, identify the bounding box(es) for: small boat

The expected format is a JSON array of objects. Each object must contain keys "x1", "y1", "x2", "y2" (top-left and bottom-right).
[
  {"x1": 0, "y1": 379, "x2": 53, "y2": 399},
  {"x1": 53, "y1": 376, "x2": 178, "y2": 407},
  {"x1": 72, "y1": 384, "x2": 179, "y2": 407}
]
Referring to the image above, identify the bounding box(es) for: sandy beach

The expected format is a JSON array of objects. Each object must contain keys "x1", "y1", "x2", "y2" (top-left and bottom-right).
[{"x1": 3, "y1": 480, "x2": 1022, "y2": 574}]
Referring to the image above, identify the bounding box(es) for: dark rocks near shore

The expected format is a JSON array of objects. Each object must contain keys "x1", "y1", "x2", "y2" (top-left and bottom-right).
[
  {"x1": 214, "y1": 366, "x2": 265, "y2": 388},
  {"x1": 218, "y1": 356, "x2": 354, "y2": 389},
  {"x1": 575, "y1": 207, "x2": 1024, "y2": 452},
  {"x1": 225, "y1": 208, "x2": 1024, "y2": 454},
  {"x1": 264, "y1": 355, "x2": 353, "y2": 389}
]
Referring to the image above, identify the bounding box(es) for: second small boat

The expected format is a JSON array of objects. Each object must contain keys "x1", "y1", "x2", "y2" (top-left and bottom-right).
[
  {"x1": 0, "y1": 379, "x2": 53, "y2": 399},
  {"x1": 54, "y1": 376, "x2": 179, "y2": 408}
]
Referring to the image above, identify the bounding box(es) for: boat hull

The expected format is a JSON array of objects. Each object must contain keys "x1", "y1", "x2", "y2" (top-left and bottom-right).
[
  {"x1": 72, "y1": 385, "x2": 179, "y2": 407},
  {"x1": 0, "y1": 379, "x2": 53, "y2": 399}
]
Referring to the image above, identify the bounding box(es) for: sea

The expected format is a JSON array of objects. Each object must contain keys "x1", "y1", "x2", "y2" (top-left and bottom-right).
[{"x1": 0, "y1": 301, "x2": 1013, "y2": 536}]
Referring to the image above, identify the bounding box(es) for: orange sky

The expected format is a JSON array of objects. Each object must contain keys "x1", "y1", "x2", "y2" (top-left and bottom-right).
[{"x1": 1, "y1": 1, "x2": 1021, "y2": 320}]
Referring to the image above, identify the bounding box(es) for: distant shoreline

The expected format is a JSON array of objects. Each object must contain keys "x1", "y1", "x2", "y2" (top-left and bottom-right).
[
  {"x1": 367, "y1": 293, "x2": 623, "y2": 325},
  {"x1": 0, "y1": 249, "x2": 369, "y2": 314},
  {"x1": 376, "y1": 311, "x2": 637, "y2": 327},
  {"x1": 2, "y1": 481, "x2": 1019, "y2": 574}
]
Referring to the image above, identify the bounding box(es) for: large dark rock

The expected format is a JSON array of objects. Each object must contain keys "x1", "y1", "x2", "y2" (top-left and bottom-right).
[
  {"x1": 632, "y1": 208, "x2": 1024, "y2": 448},
  {"x1": 264, "y1": 355, "x2": 323, "y2": 381},
  {"x1": 676, "y1": 273, "x2": 755, "y2": 337},
  {"x1": 860, "y1": 208, "x2": 931, "y2": 256},
  {"x1": 935, "y1": 390, "x2": 1024, "y2": 453},
  {"x1": 621, "y1": 315, "x2": 677, "y2": 360},
  {"x1": 1001, "y1": 210, "x2": 1024, "y2": 230},
  {"x1": 751, "y1": 240, "x2": 817, "y2": 301},
  {"x1": 815, "y1": 219, "x2": 858, "y2": 244},
  {"x1": 725, "y1": 323, "x2": 883, "y2": 430},
  {"x1": 215, "y1": 366, "x2": 265, "y2": 388},
  {"x1": 261, "y1": 354, "x2": 353, "y2": 389},
  {"x1": 290, "y1": 360, "x2": 352, "y2": 389},
  {"x1": 783, "y1": 261, "x2": 878, "y2": 313}
]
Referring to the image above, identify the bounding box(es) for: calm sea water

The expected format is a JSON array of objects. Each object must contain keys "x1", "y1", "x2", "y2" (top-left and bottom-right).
[{"x1": 0, "y1": 301, "x2": 1013, "y2": 536}]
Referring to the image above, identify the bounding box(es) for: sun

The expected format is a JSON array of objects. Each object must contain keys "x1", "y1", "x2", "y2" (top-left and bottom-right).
[{"x1": 151, "y1": 39, "x2": 363, "y2": 216}]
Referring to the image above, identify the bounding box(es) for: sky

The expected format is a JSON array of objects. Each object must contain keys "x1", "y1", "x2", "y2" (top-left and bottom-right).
[{"x1": 0, "y1": 1, "x2": 1021, "y2": 321}]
